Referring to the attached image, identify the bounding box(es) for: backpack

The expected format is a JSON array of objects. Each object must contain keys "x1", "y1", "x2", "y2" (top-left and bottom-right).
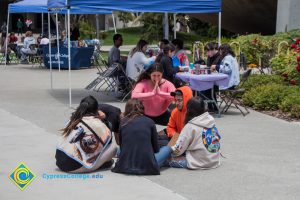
[{"x1": 202, "y1": 126, "x2": 221, "y2": 153}]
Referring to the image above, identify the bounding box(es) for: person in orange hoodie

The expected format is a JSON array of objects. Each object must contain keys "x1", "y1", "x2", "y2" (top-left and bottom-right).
[{"x1": 167, "y1": 86, "x2": 193, "y2": 138}]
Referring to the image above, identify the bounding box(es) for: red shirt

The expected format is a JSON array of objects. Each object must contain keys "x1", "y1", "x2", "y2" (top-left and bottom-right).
[{"x1": 9, "y1": 35, "x2": 18, "y2": 43}]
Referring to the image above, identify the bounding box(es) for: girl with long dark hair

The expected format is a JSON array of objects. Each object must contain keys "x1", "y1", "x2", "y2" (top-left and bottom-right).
[
  {"x1": 112, "y1": 99, "x2": 172, "y2": 175},
  {"x1": 132, "y1": 62, "x2": 176, "y2": 125},
  {"x1": 56, "y1": 96, "x2": 117, "y2": 173},
  {"x1": 168, "y1": 97, "x2": 221, "y2": 169},
  {"x1": 218, "y1": 44, "x2": 240, "y2": 90}
]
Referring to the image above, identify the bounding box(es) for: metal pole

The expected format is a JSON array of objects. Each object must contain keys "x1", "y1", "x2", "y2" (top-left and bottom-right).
[
  {"x1": 112, "y1": 13, "x2": 117, "y2": 34},
  {"x1": 42, "y1": 13, "x2": 44, "y2": 36},
  {"x1": 56, "y1": 13, "x2": 61, "y2": 71},
  {"x1": 173, "y1": 13, "x2": 176, "y2": 39},
  {"x1": 96, "y1": 14, "x2": 99, "y2": 39},
  {"x1": 164, "y1": 12, "x2": 169, "y2": 40},
  {"x1": 4, "y1": 10, "x2": 10, "y2": 66},
  {"x1": 48, "y1": 12, "x2": 53, "y2": 89},
  {"x1": 67, "y1": 9, "x2": 72, "y2": 107},
  {"x1": 218, "y1": 12, "x2": 222, "y2": 46}
]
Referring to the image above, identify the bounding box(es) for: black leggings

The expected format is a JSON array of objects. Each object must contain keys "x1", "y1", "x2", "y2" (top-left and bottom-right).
[{"x1": 146, "y1": 110, "x2": 171, "y2": 126}]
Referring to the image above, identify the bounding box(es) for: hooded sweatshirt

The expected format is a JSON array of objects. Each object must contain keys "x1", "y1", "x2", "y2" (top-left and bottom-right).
[
  {"x1": 173, "y1": 112, "x2": 221, "y2": 169},
  {"x1": 167, "y1": 86, "x2": 193, "y2": 138}
]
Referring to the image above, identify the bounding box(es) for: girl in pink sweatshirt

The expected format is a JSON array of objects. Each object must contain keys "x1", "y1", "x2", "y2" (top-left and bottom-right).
[{"x1": 132, "y1": 63, "x2": 176, "y2": 125}]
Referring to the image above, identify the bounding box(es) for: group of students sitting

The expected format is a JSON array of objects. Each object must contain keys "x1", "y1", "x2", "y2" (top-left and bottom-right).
[
  {"x1": 55, "y1": 35, "x2": 242, "y2": 175},
  {"x1": 55, "y1": 62, "x2": 222, "y2": 175}
]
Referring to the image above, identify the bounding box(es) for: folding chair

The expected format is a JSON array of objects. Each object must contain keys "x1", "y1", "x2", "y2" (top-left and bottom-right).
[
  {"x1": 85, "y1": 63, "x2": 119, "y2": 93},
  {"x1": 219, "y1": 69, "x2": 252, "y2": 116},
  {"x1": 115, "y1": 63, "x2": 135, "y2": 102}
]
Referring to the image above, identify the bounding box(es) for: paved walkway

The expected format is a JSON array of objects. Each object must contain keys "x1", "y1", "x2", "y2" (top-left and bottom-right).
[{"x1": 0, "y1": 64, "x2": 299, "y2": 200}]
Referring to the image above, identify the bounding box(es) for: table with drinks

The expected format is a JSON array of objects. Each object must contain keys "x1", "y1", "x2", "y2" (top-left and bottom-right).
[{"x1": 176, "y1": 63, "x2": 230, "y2": 117}]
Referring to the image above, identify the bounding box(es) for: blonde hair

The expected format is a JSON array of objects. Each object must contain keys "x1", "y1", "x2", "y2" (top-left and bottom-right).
[{"x1": 25, "y1": 31, "x2": 32, "y2": 37}]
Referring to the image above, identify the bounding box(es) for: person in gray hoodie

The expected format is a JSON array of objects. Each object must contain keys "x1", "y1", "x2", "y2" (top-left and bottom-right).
[
  {"x1": 20, "y1": 31, "x2": 37, "y2": 63},
  {"x1": 169, "y1": 96, "x2": 221, "y2": 169}
]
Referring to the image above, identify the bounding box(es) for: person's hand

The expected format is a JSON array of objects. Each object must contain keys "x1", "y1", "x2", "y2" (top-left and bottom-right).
[
  {"x1": 211, "y1": 65, "x2": 217, "y2": 71},
  {"x1": 98, "y1": 110, "x2": 106, "y2": 119}
]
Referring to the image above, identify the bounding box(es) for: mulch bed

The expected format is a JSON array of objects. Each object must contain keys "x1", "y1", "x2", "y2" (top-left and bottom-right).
[{"x1": 256, "y1": 109, "x2": 300, "y2": 122}]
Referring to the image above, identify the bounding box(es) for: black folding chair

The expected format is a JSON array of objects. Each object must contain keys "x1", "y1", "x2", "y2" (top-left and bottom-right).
[
  {"x1": 219, "y1": 69, "x2": 252, "y2": 116},
  {"x1": 85, "y1": 63, "x2": 119, "y2": 93}
]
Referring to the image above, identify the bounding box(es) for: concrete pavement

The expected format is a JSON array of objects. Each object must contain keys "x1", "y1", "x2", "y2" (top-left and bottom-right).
[{"x1": 0, "y1": 64, "x2": 299, "y2": 200}]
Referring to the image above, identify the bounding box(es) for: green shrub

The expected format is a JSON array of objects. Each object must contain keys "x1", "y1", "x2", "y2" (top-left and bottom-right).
[
  {"x1": 241, "y1": 74, "x2": 285, "y2": 92},
  {"x1": 243, "y1": 84, "x2": 292, "y2": 110},
  {"x1": 279, "y1": 89, "x2": 300, "y2": 118}
]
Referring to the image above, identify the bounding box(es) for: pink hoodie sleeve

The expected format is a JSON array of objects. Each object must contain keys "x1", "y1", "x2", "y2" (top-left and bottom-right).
[
  {"x1": 157, "y1": 81, "x2": 176, "y2": 100},
  {"x1": 131, "y1": 82, "x2": 156, "y2": 100}
]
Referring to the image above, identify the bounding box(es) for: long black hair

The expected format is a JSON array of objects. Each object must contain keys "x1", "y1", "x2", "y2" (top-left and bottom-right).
[
  {"x1": 135, "y1": 62, "x2": 164, "y2": 84},
  {"x1": 62, "y1": 95, "x2": 99, "y2": 136},
  {"x1": 184, "y1": 97, "x2": 207, "y2": 125},
  {"x1": 219, "y1": 43, "x2": 235, "y2": 59}
]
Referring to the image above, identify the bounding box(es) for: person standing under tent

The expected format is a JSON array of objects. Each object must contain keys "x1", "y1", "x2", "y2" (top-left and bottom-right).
[{"x1": 17, "y1": 19, "x2": 23, "y2": 36}]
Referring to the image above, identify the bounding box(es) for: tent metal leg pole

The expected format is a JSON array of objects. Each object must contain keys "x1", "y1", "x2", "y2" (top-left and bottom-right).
[
  {"x1": 218, "y1": 12, "x2": 221, "y2": 46},
  {"x1": 112, "y1": 13, "x2": 117, "y2": 34},
  {"x1": 164, "y1": 12, "x2": 169, "y2": 40},
  {"x1": 42, "y1": 13, "x2": 44, "y2": 36},
  {"x1": 67, "y1": 9, "x2": 72, "y2": 107},
  {"x1": 48, "y1": 12, "x2": 53, "y2": 89},
  {"x1": 173, "y1": 13, "x2": 176, "y2": 39},
  {"x1": 4, "y1": 11, "x2": 10, "y2": 66},
  {"x1": 56, "y1": 13, "x2": 61, "y2": 72}
]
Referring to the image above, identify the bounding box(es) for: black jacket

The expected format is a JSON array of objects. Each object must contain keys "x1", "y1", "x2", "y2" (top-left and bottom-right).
[
  {"x1": 112, "y1": 116, "x2": 160, "y2": 175},
  {"x1": 160, "y1": 55, "x2": 180, "y2": 83},
  {"x1": 207, "y1": 52, "x2": 222, "y2": 72}
]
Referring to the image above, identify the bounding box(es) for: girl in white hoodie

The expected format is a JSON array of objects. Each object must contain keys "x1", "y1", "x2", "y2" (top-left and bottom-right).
[{"x1": 169, "y1": 97, "x2": 221, "y2": 169}]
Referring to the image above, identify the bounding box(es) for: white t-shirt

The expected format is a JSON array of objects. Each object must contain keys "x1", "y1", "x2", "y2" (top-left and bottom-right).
[
  {"x1": 126, "y1": 52, "x2": 156, "y2": 81},
  {"x1": 40, "y1": 38, "x2": 50, "y2": 45}
]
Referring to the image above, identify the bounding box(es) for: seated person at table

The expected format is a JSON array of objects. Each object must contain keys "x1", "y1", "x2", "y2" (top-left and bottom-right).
[
  {"x1": 56, "y1": 96, "x2": 117, "y2": 173},
  {"x1": 20, "y1": 31, "x2": 37, "y2": 63},
  {"x1": 158, "y1": 39, "x2": 169, "y2": 54},
  {"x1": 132, "y1": 63, "x2": 176, "y2": 126},
  {"x1": 108, "y1": 34, "x2": 127, "y2": 68},
  {"x1": 171, "y1": 39, "x2": 189, "y2": 67},
  {"x1": 202, "y1": 42, "x2": 223, "y2": 111},
  {"x1": 168, "y1": 97, "x2": 221, "y2": 169},
  {"x1": 126, "y1": 39, "x2": 156, "y2": 81},
  {"x1": 205, "y1": 42, "x2": 222, "y2": 72},
  {"x1": 112, "y1": 99, "x2": 173, "y2": 175},
  {"x1": 78, "y1": 38, "x2": 87, "y2": 48},
  {"x1": 155, "y1": 44, "x2": 183, "y2": 83},
  {"x1": 219, "y1": 44, "x2": 240, "y2": 90},
  {"x1": 166, "y1": 86, "x2": 193, "y2": 138},
  {"x1": 9, "y1": 32, "x2": 18, "y2": 43},
  {"x1": 40, "y1": 35, "x2": 49, "y2": 45}
]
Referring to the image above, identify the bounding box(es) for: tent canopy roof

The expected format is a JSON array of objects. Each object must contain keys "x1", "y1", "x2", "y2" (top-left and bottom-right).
[{"x1": 48, "y1": 0, "x2": 222, "y2": 14}]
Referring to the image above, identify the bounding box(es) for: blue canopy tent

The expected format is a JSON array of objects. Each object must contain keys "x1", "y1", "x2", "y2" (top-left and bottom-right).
[
  {"x1": 48, "y1": 0, "x2": 222, "y2": 107},
  {"x1": 5, "y1": 0, "x2": 113, "y2": 94}
]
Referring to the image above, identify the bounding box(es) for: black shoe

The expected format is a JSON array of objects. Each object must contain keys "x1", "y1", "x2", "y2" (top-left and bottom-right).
[{"x1": 98, "y1": 160, "x2": 114, "y2": 170}]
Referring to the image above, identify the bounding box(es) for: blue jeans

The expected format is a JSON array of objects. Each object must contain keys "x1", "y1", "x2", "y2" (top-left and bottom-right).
[
  {"x1": 168, "y1": 157, "x2": 188, "y2": 168},
  {"x1": 154, "y1": 146, "x2": 172, "y2": 167}
]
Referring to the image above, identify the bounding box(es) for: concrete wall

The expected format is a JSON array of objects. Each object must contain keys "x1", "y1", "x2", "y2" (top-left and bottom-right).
[{"x1": 277, "y1": 0, "x2": 300, "y2": 32}]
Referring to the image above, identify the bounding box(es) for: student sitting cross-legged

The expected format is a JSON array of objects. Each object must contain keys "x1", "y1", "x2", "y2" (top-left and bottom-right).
[
  {"x1": 167, "y1": 97, "x2": 222, "y2": 169},
  {"x1": 55, "y1": 96, "x2": 117, "y2": 173},
  {"x1": 112, "y1": 99, "x2": 173, "y2": 175}
]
